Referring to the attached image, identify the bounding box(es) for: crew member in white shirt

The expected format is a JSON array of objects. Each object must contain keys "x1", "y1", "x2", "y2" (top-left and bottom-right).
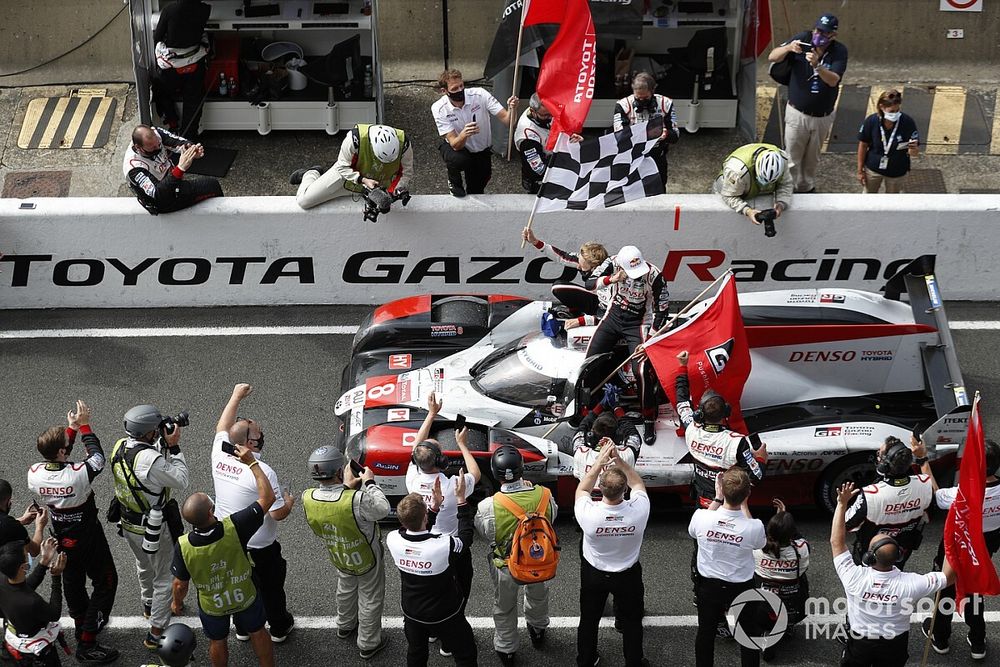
[
  {"x1": 431, "y1": 69, "x2": 517, "y2": 197},
  {"x1": 688, "y1": 466, "x2": 766, "y2": 667},
  {"x1": 575, "y1": 445, "x2": 651, "y2": 667},
  {"x1": 832, "y1": 481, "x2": 955, "y2": 667},
  {"x1": 210, "y1": 383, "x2": 295, "y2": 643},
  {"x1": 914, "y1": 435, "x2": 1000, "y2": 659}
]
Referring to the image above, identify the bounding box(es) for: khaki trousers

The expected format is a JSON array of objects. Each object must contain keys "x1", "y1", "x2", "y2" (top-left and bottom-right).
[{"x1": 784, "y1": 103, "x2": 835, "y2": 192}]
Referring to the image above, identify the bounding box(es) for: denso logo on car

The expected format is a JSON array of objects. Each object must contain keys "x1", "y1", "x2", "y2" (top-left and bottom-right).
[{"x1": 788, "y1": 350, "x2": 857, "y2": 362}]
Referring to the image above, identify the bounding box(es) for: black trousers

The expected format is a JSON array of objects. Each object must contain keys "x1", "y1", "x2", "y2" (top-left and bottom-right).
[
  {"x1": 403, "y1": 615, "x2": 477, "y2": 667},
  {"x1": 60, "y1": 527, "x2": 118, "y2": 638},
  {"x1": 577, "y1": 557, "x2": 645, "y2": 667},
  {"x1": 519, "y1": 154, "x2": 542, "y2": 193},
  {"x1": 840, "y1": 632, "x2": 909, "y2": 667},
  {"x1": 552, "y1": 283, "x2": 602, "y2": 320},
  {"x1": 248, "y1": 541, "x2": 294, "y2": 636},
  {"x1": 694, "y1": 576, "x2": 759, "y2": 667},
  {"x1": 438, "y1": 141, "x2": 492, "y2": 194},
  {"x1": 650, "y1": 143, "x2": 669, "y2": 188},
  {"x1": 153, "y1": 176, "x2": 223, "y2": 214},
  {"x1": 586, "y1": 310, "x2": 656, "y2": 415},
  {"x1": 930, "y1": 536, "x2": 999, "y2": 643},
  {"x1": 151, "y1": 61, "x2": 207, "y2": 136}
]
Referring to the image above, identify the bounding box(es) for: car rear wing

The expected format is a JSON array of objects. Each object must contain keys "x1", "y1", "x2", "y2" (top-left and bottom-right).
[
  {"x1": 921, "y1": 403, "x2": 972, "y2": 458},
  {"x1": 881, "y1": 255, "x2": 969, "y2": 417}
]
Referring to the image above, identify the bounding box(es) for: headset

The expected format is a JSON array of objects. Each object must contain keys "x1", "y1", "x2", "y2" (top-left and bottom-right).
[
  {"x1": 875, "y1": 436, "x2": 913, "y2": 478},
  {"x1": 692, "y1": 390, "x2": 731, "y2": 424},
  {"x1": 411, "y1": 440, "x2": 449, "y2": 472},
  {"x1": 861, "y1": 536, "x2": 903, "y2": 567}
]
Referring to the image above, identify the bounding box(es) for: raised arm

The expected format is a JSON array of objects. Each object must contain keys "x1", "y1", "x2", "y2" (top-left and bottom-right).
[
  {"x1": 414, "y1": 392, "x2": 442, "y2": 444},
  {"x1": 612, "y1": 446, "x2": 646, "y2": 495},
  {"x1": 237, "y1": 444, "x2": 276, "y2": 513},
  {"x1": 455, "y1": 426, "x2": 482, "y2": 483},
  {"x1": 216, "y1": 383, "x2": 253, "y2": 434},
  {"x1": 830, "y1": 482, "x2": 858, "y2": 558},
  {"x1": 576, "y1": 444, "x2": 614, "y2": 500},
  {"x1": 910, "y1": 434, "x2": 938, "y2": 492}
]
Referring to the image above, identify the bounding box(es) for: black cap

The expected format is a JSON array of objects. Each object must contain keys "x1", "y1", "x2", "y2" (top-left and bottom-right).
[{"x1": 815, "y1": 13, "x2": 838, "y2": 32}]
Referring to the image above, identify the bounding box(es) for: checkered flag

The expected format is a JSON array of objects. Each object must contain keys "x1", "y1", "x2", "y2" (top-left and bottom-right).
[{"x1": 536, "y1": 116, "x2": 665, "y2": 212}]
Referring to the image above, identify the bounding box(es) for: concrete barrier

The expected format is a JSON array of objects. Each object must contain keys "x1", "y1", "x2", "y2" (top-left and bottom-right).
[{"x1": 1, "y1": 194, "x2": 998, "y2": 309}]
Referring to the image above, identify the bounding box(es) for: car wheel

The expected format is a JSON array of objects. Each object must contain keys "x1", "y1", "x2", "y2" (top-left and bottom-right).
[
  {"x1": 432, "y1": 297, "x2": 489, "y2": 328},
  {"x1": 815, "y1": 452, "x2": 878, "y2": 513}
]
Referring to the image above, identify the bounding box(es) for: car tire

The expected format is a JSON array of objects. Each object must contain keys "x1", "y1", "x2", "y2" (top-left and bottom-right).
[
  {"x1": 815, "y1": 451, "x2": 879, "y2": 513},
  {"x1": 432, "y1": 297, "x2": 489, "y2": 328}
]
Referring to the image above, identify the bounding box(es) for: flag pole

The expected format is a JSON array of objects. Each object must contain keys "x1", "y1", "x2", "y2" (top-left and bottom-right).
[
  {"x1": 919, "y1": 591, "x2": 943, "y2": 667},
  {"x1": 520, "y1": 149, "x2": 556, "y2": 249},
  {"x1": 594, "y1": 271, "x2": 731, "y2": 390},
  {"x1": 507, "y1": 0, "x2": 531, "y2": 161}
]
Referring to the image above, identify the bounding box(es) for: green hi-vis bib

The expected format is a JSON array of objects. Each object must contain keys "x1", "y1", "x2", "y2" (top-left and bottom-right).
[
  {"x1": 720, "y1": 142, "x2": 783, "y2": 199},
  {"x1": 303, "y1": 488, "x2": 378, "y2": 575},
  {"x1": 179, "y1": 516, "x2": 256, "y2": 616},
  {"x1": 343, "y1": 124, "x2": 406, "y2": 193}
]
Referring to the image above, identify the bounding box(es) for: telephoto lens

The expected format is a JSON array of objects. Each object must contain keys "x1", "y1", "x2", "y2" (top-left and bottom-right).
[
  {"x1": 142, "y1": 506, "x2": 164, "y2": 554},
  {"x1": 764, "y1": 218, "x2": 777, "y2": 238}
]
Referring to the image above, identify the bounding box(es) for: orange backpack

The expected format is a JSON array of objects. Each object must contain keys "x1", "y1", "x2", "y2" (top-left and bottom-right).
[{"x1": 495, "y1": 488, "x2": 560, "y2": 584}]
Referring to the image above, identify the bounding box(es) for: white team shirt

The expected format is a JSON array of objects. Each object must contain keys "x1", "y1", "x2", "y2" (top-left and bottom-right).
[
  {"x1": 688, "y1": 507, "x2": 766, "y2": 582},
  {"x1": 754, "y1": 539, "x2": 810, "y2": 582},
  {"x1": 405, "y1": 465, "x2": 477, "y2": 537},
  {"x1": 576, "y1": 490, "x2": 650, "y2": 572},
  {"x1": 935, "y1": 480, "x2": 1000, "y2": 533},
  {"x1": 431, "y1": 87, "x2": 503, "y2": 154},
  {"x1": 573, "y1": 446, "x2": 637, "y2": 486},
  {"x1": 211, "y1": 431, "x2": 285, "y2": 549},
  {"x1": 834, "y1": 550, "x2": 947, "y2": 639}
]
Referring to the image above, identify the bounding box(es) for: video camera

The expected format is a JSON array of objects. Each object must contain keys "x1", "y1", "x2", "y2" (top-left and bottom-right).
[
  {"x1": 362, "y1": 186, "x2": 410, "y2": 223},
  {"x1": 754, "y1": 208, "x2": 778, "y2": 238}
]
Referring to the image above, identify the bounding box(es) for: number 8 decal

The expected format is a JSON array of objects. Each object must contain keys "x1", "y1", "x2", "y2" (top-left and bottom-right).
[{"x1": 367, "y1": 383, "x2": 395, "y2": 400}]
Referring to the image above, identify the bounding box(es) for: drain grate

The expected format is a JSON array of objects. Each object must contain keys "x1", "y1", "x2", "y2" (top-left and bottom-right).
[
  {"x1": 905, "y1": 169, "x2": 947, "y2": 194},
  {"x1": 2, "y1": 170, "x2": 72, "y2": 198}
]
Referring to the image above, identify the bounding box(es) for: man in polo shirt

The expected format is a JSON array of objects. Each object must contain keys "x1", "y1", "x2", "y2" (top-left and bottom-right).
[
  {"x1": 432, "y1": 69, "x2": 518, "y2": 197},
  {"x1": 767, "y1": 13, "x2": 848, "y2": 193},
  {"x1": 688, "y1": 466, "x2": 766, "y2": 667},
  {"x1": 832, "y1": 481, "x2": 955, "y2": 666},
  {"x1": 575, "y1": 444, "x2": 650, "y2": 667}
]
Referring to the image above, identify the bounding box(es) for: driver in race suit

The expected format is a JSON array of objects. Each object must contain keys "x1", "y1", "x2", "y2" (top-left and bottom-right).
[
  {"x1": 585, "y1": 246, "x2": 670, "y2": 445},
  {"x1": 521, "y1": 227, "x2": 613, "y2": 327},
  {"x1": 123, "y1": 125, "x2": 223, "y2": 215},
  {"x1": 572, "y1": 389, "x2": 642, "y2": 496},
  {"x1": 844, "y1": 436, "x2": 932, "y2": 568},
  {"x1": 673, "y1": 351, "x2": 767, "y2": 508}
]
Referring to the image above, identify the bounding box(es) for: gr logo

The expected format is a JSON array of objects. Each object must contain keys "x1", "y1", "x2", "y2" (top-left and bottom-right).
[{"x1": 705, "y1": 338, "x2": 735, "y2": 375}]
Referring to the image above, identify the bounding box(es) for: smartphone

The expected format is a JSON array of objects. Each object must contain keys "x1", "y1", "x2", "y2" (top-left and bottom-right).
[
  {"x1": 349, "y1": 459, "x2": 364, "y2": 476},
  {"x1": 221, "y1": 440, "x2": 236, "y2": 455},
  {"x1": 748, "y1": 432, "x2": 763, "y2": 449},
  {"x1": 455, "y1": 414, "x2": 467, "y2": 430},
  {"x1": 911, "y1": 425, "x2": 923, "y2": 441},
  {"x1": 472, "y1": 114, "x2": 476, "y2": 123}
]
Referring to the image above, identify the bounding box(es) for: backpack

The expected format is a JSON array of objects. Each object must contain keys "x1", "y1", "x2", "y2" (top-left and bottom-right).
[
  {"x1": 495, "y1": 488, "x2": 560, "y2": 584},
  {"x1": 768, "y1": 53, "x2": 792, "y2": 86}
]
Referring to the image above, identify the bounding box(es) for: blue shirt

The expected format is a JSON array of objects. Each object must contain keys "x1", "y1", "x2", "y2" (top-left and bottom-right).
[
  {"x1": 782, "y1": 31, "x2": 848, "y2": 116},
  {"x1": 858, "y1": 112, "x2": 919, "y2": 178}
]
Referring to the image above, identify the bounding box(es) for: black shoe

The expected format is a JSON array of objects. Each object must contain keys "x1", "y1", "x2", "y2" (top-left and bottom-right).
[
  {"x1": 289, "y1": 165, "x2": 326, "y2": 185},
  {"x1": 921, "y1": 617, "x2": 949, "y2": 654},
  {"x1": 496, "y1": 650, "x2": 517, "y2": 666},
  {"x1": 762, "y1": 645, "x2": 777, "y2": 662},
  {"x1": 359, "y1": 636, "x2": 390, "y2": 660},
  {"x1": 337, "y1": 625, "x2": 358, "y2": 640},
  {"x1": 270, "y1": 618, "x2": 294, "y2": 644},
  {"x1": 614, "y1": 616, "x2": 624, "y2": 633},
  {"x1": 527, "y1": 624, "x2": 545, "y2": 648},
  {"x1": 449, "y1": 180, "x2": 467, "y2": 198},
  {"x1": 643, "y1": 420, "x2": 657, "y2": 446},
  {"x1": 969, "y1": 635, "x2": 987, "y2": 660},
  {"x1": 584, "y1": 653, "x2": 601, "y2": 667},
  {"x1": 75, "y1": 642, "x2": 120, "y2": 664},
  {"x1": 716, "y1": 621, "x2": 732, "y2": 639}
]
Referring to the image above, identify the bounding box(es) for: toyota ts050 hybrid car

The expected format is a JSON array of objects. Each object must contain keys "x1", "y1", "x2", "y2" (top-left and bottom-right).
[{"x1": 334, "y1": 256, "x2": 970, "y2": 512}]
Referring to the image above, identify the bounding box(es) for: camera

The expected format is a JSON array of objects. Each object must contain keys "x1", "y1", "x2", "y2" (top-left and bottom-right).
[
  {"x1": 362, "y1": 186, "x2": 410, "y2": 223},
  {"x1": 160, "y1": 411, "x2": 190, "y2": 435},
  {"x1": 755, "y1": 208, "x2": 778, "y2": 238}
]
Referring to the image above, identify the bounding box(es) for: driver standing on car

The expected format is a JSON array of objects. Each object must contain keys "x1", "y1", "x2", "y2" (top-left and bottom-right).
[
  {"x1": 844, "y1": 436, "x2": 932, "y2": 569},
  {"x1": 673, "y1": 351, "x2": 768, "y2": 508}
]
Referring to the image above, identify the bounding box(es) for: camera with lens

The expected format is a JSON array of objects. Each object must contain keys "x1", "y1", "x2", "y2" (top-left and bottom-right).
[
  {"x1": 362, "y1": 186, "x2": 411, "y2": 223},
  {"x1": 755, "y1": 208, "x2": 778, "y2": 238},
  {"x1": 160, "y1": 411, "x2": 190, "y2": 435}
]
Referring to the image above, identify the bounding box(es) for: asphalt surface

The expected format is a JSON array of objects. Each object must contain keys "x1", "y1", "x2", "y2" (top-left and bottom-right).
[{"x1": 1, "y1": 303, "x2": 999, "y2": 666}]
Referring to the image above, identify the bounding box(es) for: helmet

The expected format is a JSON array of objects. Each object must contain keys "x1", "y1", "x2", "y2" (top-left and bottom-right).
[
  {"x1": 491, "y1": 445, "x2": 524, "y2": 483},
  {"x1": 123, "y1": 404, "x2": 163, "y2": 438},
  {"x1": 157, "y1": 623, "x2": 196, "y2": 667},
  {"x1": 754, "y1": 149, "x2": 786, "y2": 187},
  {"x1": 876, "y1": 436, "x2": 914, "y2": 478},
  {"x1": 369, "y1": 125, "x2": 401, "y2": 163},
  {"x1": 308, "y1": 446, "x2": 346, "y2": 480}
]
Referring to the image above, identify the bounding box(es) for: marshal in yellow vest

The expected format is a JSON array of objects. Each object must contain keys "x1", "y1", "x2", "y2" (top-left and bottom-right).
[
  {"x1": 178, "y1": 516, "x2": 256, "y2": 616},
  {"x1": 302, "y1": 487, "x2": 379, "y2": 576},
  {"x1": 343, "y1": 124, "x2": 406, "y2": 194}
]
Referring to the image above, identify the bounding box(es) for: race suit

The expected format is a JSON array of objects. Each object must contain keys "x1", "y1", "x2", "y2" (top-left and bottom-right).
[
  {"x1": 27, "y1": 425, "x2": 118, "y2": 642},
  {"x1": 585, "y1": 259, "x2": 670, "y2": 416},
  {"x1": 844, "y1": 474, "x2": 933, "y2": 568},
  {"x1": 513, "y1": 109, "x2": 550, "y2": 194},
  {"x1": 612, "y1": 93, "x2": 679, "y2": 187},
  {"x1": 675, "y1": 370, "x2": 764, "y2": 507},
  {"x1": 527, "y1": 239, "x2": 614, "y2": 325},
  {"x1": 122, "y1": 127, "x2": 222, "y2": 215},
  {"x1": 572, "y1": 411, "x2": 641, "y2": 494}
]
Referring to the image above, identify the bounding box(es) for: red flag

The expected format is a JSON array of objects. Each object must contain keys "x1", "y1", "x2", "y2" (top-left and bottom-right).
[
  {"x1": 522, "y1": 0, "x2": 567, "y2": 26},
  {"x1": 944, "y1": 394, "x2": 1000, "y2": 611},
  {"x1": 644, "y1": 273, "x2": 752, "y2": 434},
  {"x1": 741, "y1": 0, "x2": 773, "y2": 60},
  {"x1": 534, "y1": 0, "x2": 596, "y2": 151}
]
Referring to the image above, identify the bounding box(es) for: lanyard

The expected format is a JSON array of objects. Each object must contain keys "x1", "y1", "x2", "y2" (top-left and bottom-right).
[{"x1": 878, "y1": 118, "x2": 900, "y2": 155}]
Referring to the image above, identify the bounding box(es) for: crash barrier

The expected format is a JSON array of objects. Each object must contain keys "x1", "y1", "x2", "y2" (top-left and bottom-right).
[{"x1": 1, "y1": 194, "x2": 999, "y2": 309}]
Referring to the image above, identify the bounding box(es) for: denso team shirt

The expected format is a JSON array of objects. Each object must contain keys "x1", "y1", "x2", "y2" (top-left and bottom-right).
[
  {"x1": 405, "y1": 466, "x2": 476, "y2": 537},
  {"x1": 834, "y1": 550, "x2": 947, "y2": 639},
  {"x1": 688, "y1": 507, "x2": 766, "y2": 582},
  {"x1": 576, "y1": 490, "x2": 650, "y2": 572},
  {"x1": 754, "y1": 539, "x2": 810, "y2": 582},
  {"x1": 211, "y1": 431, "x2": 285, "y2": 549},
  {"x1": 431, "y1": 87, "x2": 504, "y2": 154},
  {"x1": 935, "y1": 480, "x2": 1000, "y2": 533}
]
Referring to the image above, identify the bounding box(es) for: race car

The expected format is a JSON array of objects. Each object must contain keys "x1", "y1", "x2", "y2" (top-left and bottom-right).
[{"x1": 334, "y1": 255, "x2": 970, "y2": 512}]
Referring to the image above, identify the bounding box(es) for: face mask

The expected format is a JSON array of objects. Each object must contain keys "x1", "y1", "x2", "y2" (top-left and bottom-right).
[
  {"x1": 635, "y1": 97, "x2": 655, "y2": 112},
  {"x1": 882, "y1": 111, "x2": 901, "y2": 122},
  {"x1": 447, "y1": 89, "x2": 465, "y2": 103},
  {"x1": 532, "y1": 113, "x2": 552, "y2": 129},
  {"x1": 812, "y1": 32, "x2": 831, "y2": 48}
]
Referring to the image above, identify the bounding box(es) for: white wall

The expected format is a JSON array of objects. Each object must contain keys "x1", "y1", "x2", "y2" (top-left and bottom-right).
[{"x1": 1, "y1": 194, "x2": 998, "y2": 309}]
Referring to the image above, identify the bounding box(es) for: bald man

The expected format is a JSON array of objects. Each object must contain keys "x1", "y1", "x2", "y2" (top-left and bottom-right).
[
  {"x1": 209, "y1": 383, "x2": 296, "y2": 644},
  {"x1": 123, "y1": 124, "x2": 222, "y2": 215},
  {"x1": 172, "y1": 441, "x2": 276, "y2": 666}
]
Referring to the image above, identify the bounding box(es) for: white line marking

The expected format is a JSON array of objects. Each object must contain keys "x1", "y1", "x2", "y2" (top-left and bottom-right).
[
  {"x1": 61, "y1": 612, "x2": 1000, "y2": 630},
  {"x1": 0, "y1": 325, "x2": 360, "y2": 339},
  {"x1": 950, "y1": 321, "x2": 1000, "y2": 330}
]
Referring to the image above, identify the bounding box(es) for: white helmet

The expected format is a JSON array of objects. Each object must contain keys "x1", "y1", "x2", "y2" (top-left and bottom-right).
[
  {"x1": 754, "y1": 149, "x2": 786, "y2": 187},
  {"x1": 369, "y1": 125, "x2": 400, "y2": 163}
]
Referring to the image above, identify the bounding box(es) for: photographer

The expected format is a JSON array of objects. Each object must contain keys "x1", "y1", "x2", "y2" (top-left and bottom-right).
[
  {"x1": 713, "y1": 143, "x2": 791, "y2": 237},
  {"x1": 290, "y1": 123, "x2": 412, "y2": 214},
  {"x1": 0, "y1": 537, "x2": 67, "y2": 666},
  {"x1": 110, "y1": 404, "x2": 190, "y2": 649},
  {"x1": 27, "y1": 400, "x2": 119, "y2": 663}
]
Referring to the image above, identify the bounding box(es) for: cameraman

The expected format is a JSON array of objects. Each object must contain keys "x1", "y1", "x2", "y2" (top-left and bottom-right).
[
  {"x1": 27, "y1": 400, "x2": 119, "y2": 663},
  {"x1": 713, "y1": 143, "x2": 791, "y2": 237},
  {"x1": 290, "y1": 123, "x2": 412, "y2": 212},
  {"x1": 110, "y1": 405, "x2": 190, "y2": 650}
]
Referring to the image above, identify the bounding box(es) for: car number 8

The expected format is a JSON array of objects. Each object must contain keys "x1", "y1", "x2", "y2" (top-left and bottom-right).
[{"x1": 367, "y1": 383, "x2": 395, "y2": 400}]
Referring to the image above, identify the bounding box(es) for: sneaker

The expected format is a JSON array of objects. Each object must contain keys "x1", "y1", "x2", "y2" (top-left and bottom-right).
[
  {"x1": 584, "y1": 653, "x2": 601, "y2": 667},
  {"x1": 969, "y1": 635, "x2": 987, "y2": 660},
  {"x1": 337, "y1": 625, "x2": 357, "y2": 640},
  {"x1": 448, "y1": 181, "x2": 467, "y2": 198},
  {"x1": 359, "y1": 636, "x2": 390, "y2": 660},
  {"x1": 439, "y1": 647, "x2": 453, "y2": 657},
  {"x1": 643, "y1": 420, "x2": 657, "y2": 446},
  {"x1": 75, "y1": 642, "x2": 120, "y2": 664},
  {"x1": 527, "y1": 624, "x2": 546, "y2": 648},
  {"x1": 495, "y1": 651, "x2": 517, "y2": 666},
  {"x1": 143, "y1": 633, "x2": 159, "y2": 650},
  {"x1": 920, "y1": 617, "x2": 949, "y2": 654},
  {"x1": 289, "y1": 165, "x2": 326, "y2": 185},
  {"x1": 142, "y1": 603, "x2": 151, "y2": 619},
  {"x1": 235, "y1": 631, "x2": 250, "y2": 642},
  {"x1": 716, "y1": 621, "x2": 732, "y2": 639},
  {"x1": 428, "y1": 636, "x2": 438, "y2": 643}
]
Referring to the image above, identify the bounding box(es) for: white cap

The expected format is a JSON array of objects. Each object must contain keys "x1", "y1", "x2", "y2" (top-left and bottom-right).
[{"x1": 617, "y1": 245, "x2": 649, "y2": 279}]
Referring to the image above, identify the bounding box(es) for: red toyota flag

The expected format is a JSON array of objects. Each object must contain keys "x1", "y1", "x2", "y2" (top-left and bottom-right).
[
  {"x1": 535, "y1": 0, "x2": 596, "y2": 151},
  {"x1": 643, "y1": 273, "x2": 752, "y2": 434},
  {"x1": 944, "y1": 393, "x2": 1000, "y2": 611}
]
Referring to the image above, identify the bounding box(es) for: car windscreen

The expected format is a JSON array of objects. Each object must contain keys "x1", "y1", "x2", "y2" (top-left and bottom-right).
[{"x1": 471, "y1": 348, "x2": 566, "y2": 408}]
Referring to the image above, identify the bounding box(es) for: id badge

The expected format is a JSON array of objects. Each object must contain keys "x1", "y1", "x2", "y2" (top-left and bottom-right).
[{"x1": 878, "y1": 155, "x2": 889, "y2": 170}]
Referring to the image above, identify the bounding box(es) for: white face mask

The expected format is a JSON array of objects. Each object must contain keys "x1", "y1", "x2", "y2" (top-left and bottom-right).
[{"x1": 882, "y1": 111, "x2": 901, "y2": 122}]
